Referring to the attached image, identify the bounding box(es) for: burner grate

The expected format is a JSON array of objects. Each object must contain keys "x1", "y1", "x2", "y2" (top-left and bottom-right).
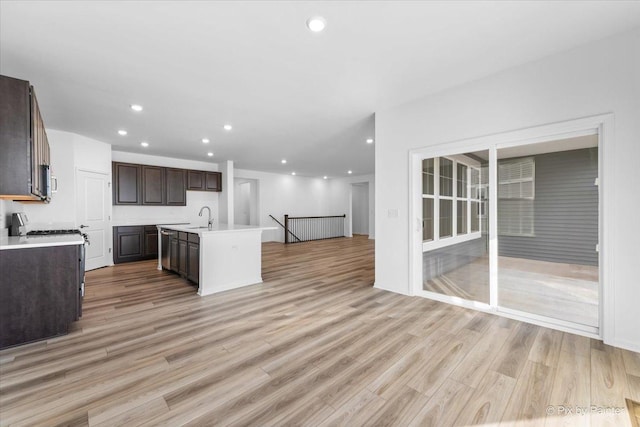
[{"x1": 27, "y1": 229, "x2": 82, "y2": 236}]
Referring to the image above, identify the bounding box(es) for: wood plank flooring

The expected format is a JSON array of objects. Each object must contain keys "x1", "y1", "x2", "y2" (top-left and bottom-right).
[{"x1": 1, "y1": 235, "x2": 639, "y2": 426}]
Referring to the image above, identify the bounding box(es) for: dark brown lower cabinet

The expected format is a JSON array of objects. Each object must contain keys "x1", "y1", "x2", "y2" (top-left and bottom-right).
[
  {"x1": 144, "y1": 226, "x2": 158, "y2": 257},
  {"x1": 187, "y1": 241, "x2": 199, "y2": 284},
  {"x1": 113, "y1": 225, "x2": 159, "y2": 264},
  {"x1": 167, "y1": 231, "x2": 199, "y2": 284},
  {"x1": 178, "y1": 239, "x2": 188, "y2": 276},
  {"x1": 0, "y1": 244, "x2": 82, "y2": 349}
]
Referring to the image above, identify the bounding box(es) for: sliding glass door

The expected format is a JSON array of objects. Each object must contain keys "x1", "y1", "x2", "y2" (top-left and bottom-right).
[{"x1": 413, "y1": 129, "x2": 601, "y2": 335}]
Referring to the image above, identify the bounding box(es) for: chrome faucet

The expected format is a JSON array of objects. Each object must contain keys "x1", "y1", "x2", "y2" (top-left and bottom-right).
[{"x1": 199, "y1": 206, "x2": 213, "y2": 230}]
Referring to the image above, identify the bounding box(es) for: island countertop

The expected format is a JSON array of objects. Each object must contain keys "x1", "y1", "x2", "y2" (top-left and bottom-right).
[{"x1": 156, "y1": 223, "x2": 277, "y2": 236}]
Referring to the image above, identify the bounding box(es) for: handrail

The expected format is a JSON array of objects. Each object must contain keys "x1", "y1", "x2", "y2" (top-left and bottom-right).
[
  {"x1": 287, "y1": 214, "x2": 346, "y2": 220},
  {"x1": 268, "y1": 214, "x2": 301, "y2": 243}
]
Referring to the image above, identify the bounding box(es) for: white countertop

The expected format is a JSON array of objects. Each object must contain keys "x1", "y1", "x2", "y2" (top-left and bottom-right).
[
  {"x1": 112, "y1": 219, "x2": 189, "y2": 227},
  {"x1": 158, "y1": 223, "x2": 277, "y2": 236},
  {"x1": 0, "y1": 234, "x2": 85, "y2": 250}
]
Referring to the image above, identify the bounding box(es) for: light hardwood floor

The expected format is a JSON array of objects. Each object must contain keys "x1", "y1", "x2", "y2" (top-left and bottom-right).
[{"x1": 1, "y1": 235, "x2": 639, "y2": 426}]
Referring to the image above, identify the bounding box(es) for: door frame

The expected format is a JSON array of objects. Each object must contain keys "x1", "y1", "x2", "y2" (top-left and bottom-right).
[
  {"x1": 76, "y1": 168, "x2": 112, "y2": 269},
  {"x1": 408, "y1": 113, "x2": 613, "y2": 341}
]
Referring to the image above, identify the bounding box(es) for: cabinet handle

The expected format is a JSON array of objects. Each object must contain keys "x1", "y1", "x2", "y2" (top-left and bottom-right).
[{"x1": 160, "y1": 231, "x2": 174, "y2": 236}]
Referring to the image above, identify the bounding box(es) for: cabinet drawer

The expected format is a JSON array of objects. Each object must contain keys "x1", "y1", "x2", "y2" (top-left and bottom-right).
[
  {"x1": 188, "y1": 233, "x2": 199, "y2": 243},
  {"x1": 178, "y1": 232, "x2": 188, "y2": 241},
  {"x1": 117, "y1": 225, "x2": 143, "y2": 234}
]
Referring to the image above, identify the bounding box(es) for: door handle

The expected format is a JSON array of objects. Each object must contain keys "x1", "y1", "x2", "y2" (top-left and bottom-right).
[{"x1": 79, "y1": 224, "x2": 89, "y2": 228}]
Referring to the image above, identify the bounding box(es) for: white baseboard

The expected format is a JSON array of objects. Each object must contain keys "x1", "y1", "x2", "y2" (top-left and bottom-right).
[
  {"x1": 373, "y1": 282, "x2": 411, "y2": 296},
  {"x1": 607, "y1": 338, "x2": 640, "y2": 353}
]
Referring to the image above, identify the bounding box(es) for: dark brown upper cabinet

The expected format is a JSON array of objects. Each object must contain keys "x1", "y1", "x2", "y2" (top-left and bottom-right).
[
  {"x1": 0, "y1": 75, "x2": 51, "y2": 202},
  {"x1": 142, "y1": 165, "x2": 165, "y2": 205},
  {"x1": 206, "y1": 172, "x2": 222, "y2": 192},
  {"x1": 112, "y1": 162, "x2": 219, "y2": 205},
  {"x1": 166, "y1": 168, "x2": 187, "y2": 206},
  {"x1": 187, "y1": 170, "x2": 221, "y2": 192},
  {"x1": 187, "y1": 170, "x2": 205, "y2": 191},
  {"x1": 113, "y1": 162, "x2": 141, "y2": 205}
]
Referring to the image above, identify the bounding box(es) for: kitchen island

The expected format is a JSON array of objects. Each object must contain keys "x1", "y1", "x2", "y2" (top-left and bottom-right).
[{"x1": 157, "y1": 224, "x2": 276, "y2": 296}]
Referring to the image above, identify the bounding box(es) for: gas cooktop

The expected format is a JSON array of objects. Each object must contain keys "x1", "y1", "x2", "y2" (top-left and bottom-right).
[{"x1": 27, "y1": 229, "x2": 82, "y2": 236}]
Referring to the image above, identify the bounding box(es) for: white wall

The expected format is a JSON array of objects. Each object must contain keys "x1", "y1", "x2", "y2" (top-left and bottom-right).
[
  {"x1": 1, "y1": 129, "x2": 112, "y2": 229},
  {"x1": 234, "y1": 168, "x2": 339, "y2": 242},
  {"x1": 351, "y1": 183, "x2": 369, "y2": 235},
  {"x1": 327, "y1": 174, "x2": 375, "y2": 239},
  {"x1": 111, "y1": 151, "x2": 220, "y2": 226},
  {"x1": 375, "y1": 29, "x2": 640, "y2": 351}
]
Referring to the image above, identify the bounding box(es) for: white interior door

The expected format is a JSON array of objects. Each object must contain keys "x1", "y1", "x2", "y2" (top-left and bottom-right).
[{"x1": 76, "y1": 169, "x2": 110, "y2": 270}]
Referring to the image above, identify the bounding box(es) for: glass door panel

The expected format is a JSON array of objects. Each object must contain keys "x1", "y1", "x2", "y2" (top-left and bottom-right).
[
  {"x1": 497, "y1": 135, "x2": 599, "y2": 327},
  {"x1": 422, "y1": 151, "x2": 490, "y2": 304}
]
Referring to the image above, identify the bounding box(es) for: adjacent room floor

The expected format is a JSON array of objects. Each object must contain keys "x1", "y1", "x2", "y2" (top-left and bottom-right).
[{"x1": 0, "y1": 235, "x2": 638, "y2": 426}]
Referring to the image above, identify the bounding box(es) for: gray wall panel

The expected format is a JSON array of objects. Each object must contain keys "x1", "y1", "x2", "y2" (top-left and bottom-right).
[{"x1": 499, "y1": 148, "x2": 598, "y2": 266}]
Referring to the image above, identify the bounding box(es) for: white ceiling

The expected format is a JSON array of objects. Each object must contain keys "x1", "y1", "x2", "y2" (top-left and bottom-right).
[{"x1": 1, "y1": 1, "x2": 639, "y2": 177}]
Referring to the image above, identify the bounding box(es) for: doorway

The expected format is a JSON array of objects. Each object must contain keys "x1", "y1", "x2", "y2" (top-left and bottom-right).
[
  {"x1": 409, "y1": 114, "x2": 612, "y2": 338},
  {"x1": 234, "y1": 178, "x2": 258, "y2": 226},
  {"x1": 351, "y1": 182, "x2": 369, "y2": 237},
  {"x1": 76, "y1": 169, "x2": 110, "y2": 271}
]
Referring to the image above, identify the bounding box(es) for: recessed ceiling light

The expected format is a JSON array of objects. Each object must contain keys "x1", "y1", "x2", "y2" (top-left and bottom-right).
[
  {"x1": 306, "y1": 16, "x2": 326, "y2": 32},
  {"x1": 281, "y1": 159, "x2": 287, "y2": 164},
  {"x1": 202, "y1": 138, "x2": 210, "y2": 144},
  {"x1": 348, "y1": 170, "x2": 353, "y2": 174},
  {"x1": 323, "y1": 176, "x2": 328, "y2": 180},
  {"x1": 118, "y1": 130, "x2": 127, "y2": 136},
  {"x1": 223, "y1": 124, "x2": 232, "y2": 131},
  {"x1": 291, "y1": 172, "x2": 296, "y2": 176},
  {"x1": 140, "y1": 142, "x2": 149, "y2": 147},
  {"x1": 207, "y1": 152, "x2": 214, "y2": 157},
  {"x1": 130, "y1": 104, "x2": 143, "y2": 112},
  {"x1": 366, "y1": 138, "x2": 374, "y2": 144}
]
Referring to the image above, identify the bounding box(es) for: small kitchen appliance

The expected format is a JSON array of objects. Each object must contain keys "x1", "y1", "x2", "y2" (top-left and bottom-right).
[{"x1": 10, "y1": 212, "x2": 28, "y2": 236}]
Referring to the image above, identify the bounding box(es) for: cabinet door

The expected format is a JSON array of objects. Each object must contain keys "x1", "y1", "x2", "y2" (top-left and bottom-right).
[
  {"x1": 187, "y1": 170, "x2": 205, "y2": 191},
  {"x1": 170, "y1": 237, "x2": 179, "y2": 272},
  {"x1": 166, "y1": 168, "x2": 186, "y2": 206},
  {"x1": 30, "y1": 88, "x2": 50, "y2": 199},
  {"x1": 113, "y1": 226, "x2": 144, "y2": 263},
  {"x1": 178, "y1": 239, "x2": 188, "y2": 276},
  {"x1": 142, "y1": 166, "x2": 165, "y2": 205},
  {"x1": 113, "y1": 163, "x2": 141, "y2": 205},
  {"x1": 0, "y1": 76, "x2": 33, "y2": 197},
  {"x1": 187, "y1": 241, "x2": 199, "y2": 284},
  {"x1": 205, "y1": 172, "x2": 222, "y2": 192},
  {"x1": 144, "y1": 227, "x2": 158, "y2": 257}
]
